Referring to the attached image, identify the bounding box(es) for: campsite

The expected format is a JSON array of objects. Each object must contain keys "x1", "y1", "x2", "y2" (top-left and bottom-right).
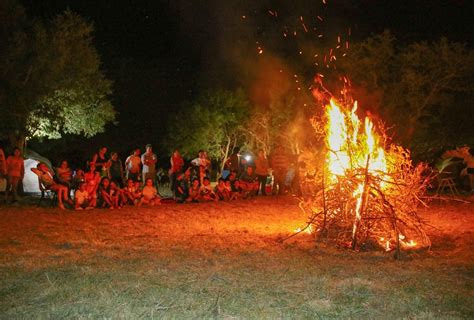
[{"x1": 1, "y1": 196, "x2": 473, "y2": 318}]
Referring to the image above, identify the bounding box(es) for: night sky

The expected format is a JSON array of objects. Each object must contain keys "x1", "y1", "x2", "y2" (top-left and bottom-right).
[{"x1": 20, "y1": 0, "x2": 474, "y2": 164}]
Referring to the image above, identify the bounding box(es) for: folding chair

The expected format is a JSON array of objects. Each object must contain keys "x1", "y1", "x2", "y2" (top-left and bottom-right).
[
  {"x1": 37, "y1": 178, "x2": 58, "y2": 207},
  {"x1": 435, "y1": 170, "x2": 459, "y2": 196}
]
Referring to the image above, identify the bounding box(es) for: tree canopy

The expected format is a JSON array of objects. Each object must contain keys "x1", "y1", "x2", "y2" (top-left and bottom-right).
[
  {"x1": 0, "y1": 0, "x2": 115, "y2": 149},
  {"x1": 167, "y1": 89, "x2": 250, "y2": 169},
  {"x1": 337, "y1": 31, "x2": 474, "y2": 158}
]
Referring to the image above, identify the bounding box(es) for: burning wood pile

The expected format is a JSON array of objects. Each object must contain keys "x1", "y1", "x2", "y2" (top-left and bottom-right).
[{"x1": 297, "y1": 98, "x2": 431, "y2": 256}]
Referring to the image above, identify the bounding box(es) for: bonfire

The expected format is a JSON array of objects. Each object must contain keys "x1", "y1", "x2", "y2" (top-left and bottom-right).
[{"x1": 295, "y1": 95, "x2": 431, "y2": 257}]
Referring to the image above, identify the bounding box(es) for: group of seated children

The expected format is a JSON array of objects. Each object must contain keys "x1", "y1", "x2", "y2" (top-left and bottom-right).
[
  {"x1": 173, "y1": 166, "x2": 260, "y2": 203},
  {"x1": 74, "y1": 177, "x2": 161, "y2": 210},
  {"x1": 33, "y1": 161, "x2": 161, "y2": 210}
]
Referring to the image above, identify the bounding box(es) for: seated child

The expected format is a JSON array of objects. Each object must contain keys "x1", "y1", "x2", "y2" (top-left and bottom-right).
[
  {"x1": 109, "y1": 181, "x2": 124, "y2": 209},
  {"x1": 84, "y1": 165, "x2": 100, "y2": 202},
  {"x1": 123, "y1": 178, "x2": 138, "y2": 205},
  {"x1": 228, "y1": 171, "x2": 242, "y2": 199},
  {"x1": 139, "y1": 178, "x2": 161, "y2": 206},
  {"x1": 174, "y1": 172, "x2": 189, "y2": 203},
  {"x1": 214, "y1": 177, "x2": 230, "y2": 201},
  {"x1": 74, "y1": 181, "x2": 95, "y2": 209},
  {"x1": 224, "y1": 179, "x2": 237, "y2": 201},
  {"x1": 199, "y1": 177, "x2": 217, "y2": 202},
  {"x1": 186, "y1": 179, "x2": 200, "y2": 202},
  {"x1": 99, "y1": 177, "x2": 115, "y2": 209}
]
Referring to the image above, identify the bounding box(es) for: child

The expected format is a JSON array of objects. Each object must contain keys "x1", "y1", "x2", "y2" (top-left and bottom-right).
[
  {"x1": 214, "y1": 178, "x2": 230, "y2": 201},
  {"x1": 74, "y1": 182, "x2": 94, "y2": 210},
  {"x1": 99, "y1": 177, "x2": 115, "y2": 209},
  {"x1": 133, "y1": 181, "x2": 143, "y2": 201},
  {"x1": 199, "y1": 177, "x2": 217, "y2": 202},
  {"x1": 186, "y1": 179, "x2": 200, "y2": 202},
  {"x1": 109, "y1": 181, "x2": 124, "y2": 208},
  {"x1": 84, "y1": 164, "x2": 100, "y2": 200},
  {"x1": 174, "y1": 172, "x2": 188, "y2": 203},
  {"x1": 139, "y1": 178, "x2": 160, "y2": 206},
  {"x1": 123, "y1": 178, "x2": 138, "y2": 205}
]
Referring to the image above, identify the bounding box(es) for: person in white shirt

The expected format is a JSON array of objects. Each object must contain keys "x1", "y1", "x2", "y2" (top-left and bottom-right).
[
  {"x1": 141, "y1": 144, "x2": 157, "y2": 184},
  {"x1": 125, "y1": 148, "x2": 141, "y2": 181}
]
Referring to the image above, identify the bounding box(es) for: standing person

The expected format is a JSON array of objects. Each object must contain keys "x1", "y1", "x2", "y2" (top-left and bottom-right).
[
  {"x1": 4, "y1": 148, "x2": 24, "y2": 203},
  {"x1": 169, "y1": 149, "x2": 184, "y2": 195},
  {"x1": 270, "y1": 145, "x2": 290, "y2": 195},
  {"x1": 141, "y1": 144, "x2": 157, "y2": 184},
  {"x1": 125, "y1": 148, "x2": 141, "y2": 182},
  {"x1": 91, "y1": 146, "x2": 108, "y2": 177},
  {"x1": 0, "y1": 147, "x2": 6, "y2": 177},
  {"x1": 107, "y1": 152, "x2": 125, "y2": 187},
  {"x1": 255, "y1": 149, "x2": 269, "y2": 195},
  {"x1": 225, "y1": 147, "x2": 241, "y2": 177}
]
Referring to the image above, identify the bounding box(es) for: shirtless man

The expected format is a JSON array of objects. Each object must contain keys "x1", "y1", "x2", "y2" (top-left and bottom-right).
[{"x1": 5, "y1": 148, "x2": 24, "y2": 203}]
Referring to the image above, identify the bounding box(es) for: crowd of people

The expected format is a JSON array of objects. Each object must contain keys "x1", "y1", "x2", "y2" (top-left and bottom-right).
[{"x1": 0, "y1": 144, "x2": 300, "y2": 210}]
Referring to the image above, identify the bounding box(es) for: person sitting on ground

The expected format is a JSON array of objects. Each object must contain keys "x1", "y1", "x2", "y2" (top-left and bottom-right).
[
  {"x1": 109, "y1": 180, "x2": 124, "y2": 208},
  {"x1": 123, "y1": 178, "x2": 138, "y2": 205},
  {"x1": 139, "y1": 178, "x2": 161, "y2": 206},
  {"x1": 215, "y1": 177, "x2": 230, "y2": 201},
  {"x1": 239, "y1": 165, "x2": 259, "y2": 198},
  {"x1": 32, "y1": 162, "x2": 71, "y2": 209},
  {"x1": 74, "y1": 182, "x2": 94, "y2": 210},
  {"x1": 199, "y1": 177, "x2": 217, "y2": 202},
  {"x1": 4, "y1": 147, "x2": 24, "y2": 203},
  {"x1": 84, "y1": 164, "x2": 100, "y2": 202},
  {"x1": 125, "y1": 148, "x2": 142, "y2": 182},
  {"x1": 98, "y1": 177, "x2": 115, "y2": 209},
  {"x1": 133, "y1": 181, "x2": 143, "y2": 199},
  {"x1": 227, "y1": 171, "x2": 242, "y2": 197},
  {"x1": 186, "y1": 179, "x2": 201, "y2": 202},
  {"x1": 107, "y1": 152, "x2": 125, "y2": 187},
  {"x1": 91, "y1": 146, "x2": 109, "y2": 177},
  {"x1": 174, "y1": 172, "x2": 188, "y2": 203}
]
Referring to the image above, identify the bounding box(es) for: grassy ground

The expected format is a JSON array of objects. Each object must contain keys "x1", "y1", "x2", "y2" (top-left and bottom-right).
[{"x1": 0, "y1": 196, "x2": 473, "y2": 319}]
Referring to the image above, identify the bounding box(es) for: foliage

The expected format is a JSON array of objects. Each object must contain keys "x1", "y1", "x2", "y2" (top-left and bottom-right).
[
  {"x1": 0, "y1": 1, "x2": 115, "y2": 148},
  {"x1": 167, "y1": 89, "x2": 250, "y2": 167},
  {"x1": 337, "y1": 31, "x2": 474, "y2": 154}
]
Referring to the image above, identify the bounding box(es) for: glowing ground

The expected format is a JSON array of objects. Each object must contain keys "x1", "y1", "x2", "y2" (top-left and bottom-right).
[{"x1": 0, "y1": 197, "x2": 473, "y2": 318}]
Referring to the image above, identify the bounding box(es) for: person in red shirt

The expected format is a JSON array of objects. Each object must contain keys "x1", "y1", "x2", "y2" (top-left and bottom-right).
[{"x1": 169, "y1": 149, "x2": 184, "y2": 196}]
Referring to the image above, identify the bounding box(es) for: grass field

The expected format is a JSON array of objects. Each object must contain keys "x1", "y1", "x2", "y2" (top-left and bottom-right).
[{"x1": 0, "y1": 196, "x2": 473, "y2": 319}]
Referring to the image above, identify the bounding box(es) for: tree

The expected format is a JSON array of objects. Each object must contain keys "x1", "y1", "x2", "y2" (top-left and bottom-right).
[
  {"x1": 0, "y1": 1, "x2": 115, "y2": 150},
  {"x1": 167, "y1": 89, "x2": 250, "y2": 173},
  {"x1": 337, "y1": 31, "x2": 474, "y2": 156}
]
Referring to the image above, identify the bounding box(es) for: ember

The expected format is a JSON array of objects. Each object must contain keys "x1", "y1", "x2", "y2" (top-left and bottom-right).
[{"x1": 296, "y1": 95, "x2": 431, "y2": 256}]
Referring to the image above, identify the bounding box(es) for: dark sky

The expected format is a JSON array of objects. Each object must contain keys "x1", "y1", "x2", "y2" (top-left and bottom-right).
[{"x1": 20, "y1": 0, "x2": 474, "y2": 163}]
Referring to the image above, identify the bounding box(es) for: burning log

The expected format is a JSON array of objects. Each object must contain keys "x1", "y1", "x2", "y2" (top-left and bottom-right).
[{"x1": 294, "y1": 98, "x2": 431, "y2": 254}]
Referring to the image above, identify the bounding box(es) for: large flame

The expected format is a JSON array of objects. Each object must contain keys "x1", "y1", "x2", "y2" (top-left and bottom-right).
[{"x1": 325, "y1": 99, "x2": 386, "y2": 180}]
